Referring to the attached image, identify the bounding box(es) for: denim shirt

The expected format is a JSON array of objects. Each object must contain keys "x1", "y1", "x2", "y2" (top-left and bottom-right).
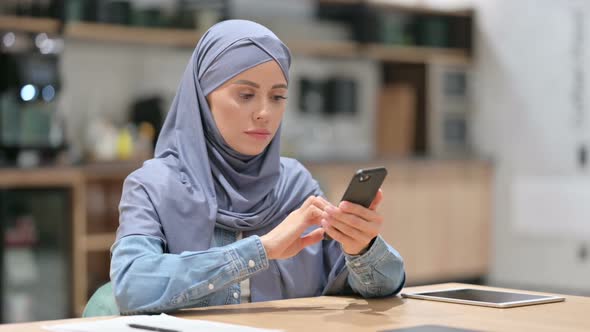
[{"x1": 110, "y1": 227, "x2": 405, "y2": 315}]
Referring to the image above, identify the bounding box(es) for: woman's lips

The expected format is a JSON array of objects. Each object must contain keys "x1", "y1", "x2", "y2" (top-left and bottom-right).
[{"x1": 245, "y1": 129, "x2": 271, "y2": 140}]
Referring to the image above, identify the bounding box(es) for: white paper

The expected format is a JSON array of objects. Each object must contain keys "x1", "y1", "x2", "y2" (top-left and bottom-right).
[{"x1": 43, "y1": 313, "x2": 282, "y2": 332}]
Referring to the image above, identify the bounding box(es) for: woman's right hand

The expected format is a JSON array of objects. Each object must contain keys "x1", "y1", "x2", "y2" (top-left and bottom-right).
[{"x1": 260, "y1": 196, "x2": 330, "y2": 260}]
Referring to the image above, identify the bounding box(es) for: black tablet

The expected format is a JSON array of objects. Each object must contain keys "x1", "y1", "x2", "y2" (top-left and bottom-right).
[{"x1": 402, "y1": 288, "x2": 565, "y2": 308}]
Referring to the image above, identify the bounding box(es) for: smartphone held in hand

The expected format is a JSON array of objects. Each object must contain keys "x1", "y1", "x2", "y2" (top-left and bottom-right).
[{"x1": 323, "y1": 167, "x2": 388, "y2": 241}]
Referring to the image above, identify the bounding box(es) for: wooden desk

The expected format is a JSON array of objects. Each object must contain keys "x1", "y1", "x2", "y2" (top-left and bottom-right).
[{"x1": 2, "y1": 283, "x2": 588, "y2": 332}]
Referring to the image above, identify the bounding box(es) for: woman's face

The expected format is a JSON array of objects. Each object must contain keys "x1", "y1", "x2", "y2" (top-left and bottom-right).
[{"x1": 207, "y1": 60, "x2": 288, "y2": 156}]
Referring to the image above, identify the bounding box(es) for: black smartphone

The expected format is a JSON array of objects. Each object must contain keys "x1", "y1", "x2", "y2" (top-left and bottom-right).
[{"x1": 324, "y1": 167, "x2": 388, "y2": 240}]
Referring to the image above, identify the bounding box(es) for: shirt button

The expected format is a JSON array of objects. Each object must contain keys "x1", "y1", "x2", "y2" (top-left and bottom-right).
[
  {"x1": 208, "y1": 283, "x2": 214, "y2": 290},
  {"x1": 233, "y1": 292, "x2": 239, "y2": 299},
  {"x1": 248, "y1": 260, "x2": 255, "y2": 268}
]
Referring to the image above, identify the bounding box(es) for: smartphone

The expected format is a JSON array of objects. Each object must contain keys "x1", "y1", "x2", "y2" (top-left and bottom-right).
[{"x1": 324, "y1": 167, "x2": 388, "y2": 240}]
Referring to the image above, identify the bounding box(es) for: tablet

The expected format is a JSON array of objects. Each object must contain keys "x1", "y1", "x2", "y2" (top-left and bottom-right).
[{"x1": 401, "y1": 288, "x2": 565, "y2": 308}]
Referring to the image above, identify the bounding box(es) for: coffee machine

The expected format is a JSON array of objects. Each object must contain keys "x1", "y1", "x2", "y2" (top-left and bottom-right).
[{"x1": 0, "y1": 30, "x2": 65, "y2": 167}]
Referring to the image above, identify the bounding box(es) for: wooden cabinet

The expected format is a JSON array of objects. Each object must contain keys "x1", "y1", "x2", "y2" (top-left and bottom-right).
[
  {"x1": 0, "y1": 163, "x2": 139, "y2": 317},
  {"x1": 307, "y1": 159, "x2": 491, "y2": 285}
]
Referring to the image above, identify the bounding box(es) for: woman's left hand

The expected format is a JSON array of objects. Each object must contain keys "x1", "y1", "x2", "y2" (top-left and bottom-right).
[{"x1": 320, "y1": 189, "x2": 384, "y2": 255}]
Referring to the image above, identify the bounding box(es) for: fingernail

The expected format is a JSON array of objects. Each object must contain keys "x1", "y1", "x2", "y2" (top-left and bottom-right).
[
  {"x1": 325, "y1": 206, "x2": 336, "y2": 214},
  {"x1": 321, "y1": 219, "x2": 328, "y2": 228}
]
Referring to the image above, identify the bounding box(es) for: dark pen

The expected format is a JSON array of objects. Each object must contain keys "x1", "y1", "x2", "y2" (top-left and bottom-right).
[{"x1": 128, "y1": 323, "x2": 180, "y2": 332}]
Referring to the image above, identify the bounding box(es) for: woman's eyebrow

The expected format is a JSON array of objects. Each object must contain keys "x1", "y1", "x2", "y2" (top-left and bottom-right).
[
  {"x1": 272, "y1": 83, "x2": 288, "y2": 89},
  {"x1": 232, "y1": 80, "x2": 287, "y2": 89}
]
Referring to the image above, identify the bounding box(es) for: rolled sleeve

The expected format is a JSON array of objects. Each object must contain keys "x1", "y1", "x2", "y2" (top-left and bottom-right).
[
  {"x1": 345, "y1": 235, "x2": 389, "y2": 271},
  {"x1": 344, "y1": 235, "x2": 405, "y2": 297}
]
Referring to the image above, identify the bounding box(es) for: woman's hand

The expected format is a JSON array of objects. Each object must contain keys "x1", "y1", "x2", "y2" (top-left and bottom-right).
[
  {"x1": 260, "y1": 196, "x2": 329, "y2": 260},
  {"x1": 321, "y1": 189, "x2": 384, "y2": 255}
]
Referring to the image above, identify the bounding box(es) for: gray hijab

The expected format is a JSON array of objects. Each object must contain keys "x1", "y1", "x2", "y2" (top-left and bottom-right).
[
  {"x1": 117, "y1": 20, "x2": 319, "y2": 257},
  {"x1": 153, "y1": 18, "x2": 292, "y2": 238}
]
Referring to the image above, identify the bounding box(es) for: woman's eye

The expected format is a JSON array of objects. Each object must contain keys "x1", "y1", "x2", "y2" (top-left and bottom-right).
[
  {"x1": 239, "y1": 93, "x2": 255, "y2": 100},
  {"x1": 273, "y1": 95, "x2": 288, "y2": 101}
]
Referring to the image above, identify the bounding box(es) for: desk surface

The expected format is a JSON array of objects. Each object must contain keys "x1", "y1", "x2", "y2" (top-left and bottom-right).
[{"x1": 1, "y1": 283, "x2": 588, "y2": 332}]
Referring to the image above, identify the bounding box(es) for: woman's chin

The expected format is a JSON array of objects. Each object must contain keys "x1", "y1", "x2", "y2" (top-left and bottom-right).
[{"x1": 234, "y1": 144, "x2": 268, "y2": 156}]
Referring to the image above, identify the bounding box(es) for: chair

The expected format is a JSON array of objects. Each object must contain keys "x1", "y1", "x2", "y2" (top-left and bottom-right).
[{"x1": 82, "y1": 282, "x2": 120, "y2": 317}]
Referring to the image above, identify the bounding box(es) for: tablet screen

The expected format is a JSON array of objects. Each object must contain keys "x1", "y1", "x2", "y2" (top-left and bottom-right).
[{"x1": 415, "y1": 288, "x2": 554, "y2": 304}]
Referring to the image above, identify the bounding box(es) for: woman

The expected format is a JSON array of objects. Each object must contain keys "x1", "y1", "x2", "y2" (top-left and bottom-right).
[{"x1": 110, "y1": 19, "x2": 405, "y2": 315}]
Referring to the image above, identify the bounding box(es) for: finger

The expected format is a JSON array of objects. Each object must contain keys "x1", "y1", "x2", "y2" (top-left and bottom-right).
[
  {"x1": 305, "y1": 204, "x2": 324, "y2": 220},
  {"x1": 321, "y1": 218, "x2": 355, "y2": 246},
  {"x1": 300, "y1": 196, "x2": 316, "y2": 209},
  {"x1": 300, "y1": 205, "x2": 323, "y2": 230},
  {"x1": 324, "y1": 206, "x2": 376, "y2": 234},
  {"x1": 326, "y1": 217, "x2": 372, "y2": 244},
  {"x1": 369, "y1": 188, "x2": 383, "y2": 211},
  {"x1": 313, "y1": 196, "x2": 334, "y2": 210},
  {"x1": 338, "y1": 200, "x2": 383, "y2": 225},
  {"x1": 299, "y1": 227, "x2": 325, "y2": 248}
]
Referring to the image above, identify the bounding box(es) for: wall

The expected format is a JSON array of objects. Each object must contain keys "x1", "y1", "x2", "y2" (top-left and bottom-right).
[
  {"x1": 58, "y1": 40, "x2": 191, "y2": 154},
  {"x1": 472, "y1": 0, "x2": 590, "y2": 293}
]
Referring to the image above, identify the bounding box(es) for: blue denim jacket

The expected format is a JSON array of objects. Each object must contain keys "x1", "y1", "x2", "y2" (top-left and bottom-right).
[{"x1": 110, "y1": 227, "x2": 405, "y2": 315}]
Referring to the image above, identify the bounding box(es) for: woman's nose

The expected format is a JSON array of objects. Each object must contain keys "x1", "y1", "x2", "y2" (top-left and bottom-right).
[{"x1": 254, "y1": 103, "x2": 271, "y2": 121}]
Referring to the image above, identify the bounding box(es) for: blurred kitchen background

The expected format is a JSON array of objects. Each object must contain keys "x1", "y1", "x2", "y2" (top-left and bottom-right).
[{"x1": 1, "y1": 0, "x2": 589, "y2": 323}]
